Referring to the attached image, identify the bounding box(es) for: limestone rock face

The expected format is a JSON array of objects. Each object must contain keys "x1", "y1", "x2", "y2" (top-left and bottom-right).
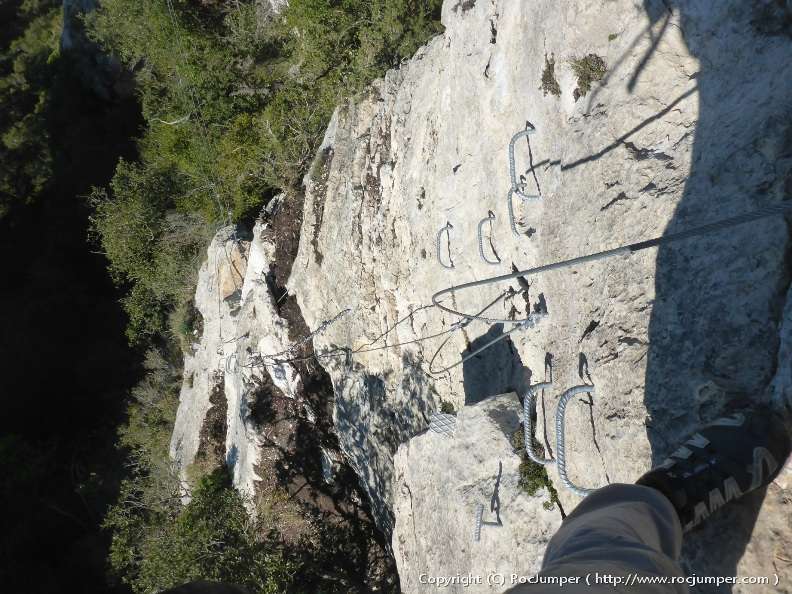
[
  {"x1": 170, "y1": 222, "x2": 302, "y2": 500},
  {"x1": 222, "y1": 221, "x2": 304, "y2": 498},
  {"x1": 167, "y1": 216, "x2": 402, "y2": 589},
  {"x1": 170, "y1": 227, "x2": 248, "y2": 495},
  {"x1": 286, "y1": 0, "x2": 792, "y2": 589},
  {"x1": 392, "y1": 393, "x2": 562, "y2": 594}
]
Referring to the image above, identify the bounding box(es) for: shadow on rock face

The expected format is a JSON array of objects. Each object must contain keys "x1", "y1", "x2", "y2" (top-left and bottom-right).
[
  {"x1": 225, "y1": 444, "x2": 239, "y2": 473},
  {"x1": 461, "y1": 324, "x2": 531, "y2": 405},
  {"x1": 637, "y1": 0, "x2": 792, "y2": 588},
  {"x1": 330, "y1": 350, "x2": 433, "y2": 536}
]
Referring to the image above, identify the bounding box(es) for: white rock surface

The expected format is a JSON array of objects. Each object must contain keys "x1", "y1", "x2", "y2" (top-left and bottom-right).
[
  {"x1": 263, "y1": 0, "x2": 288, "y2": 14},
  {"x1": 170, "y1": 228, "x2": 247, "y2": 495},
  {"x1": 170, "y1": 221, "x2": 302, "y2": 501},
  {"x1": 286, "y1": 0, "x2": 792, "y2": 590},
  {"x1": 392, "y1": 393, "x2": 561, "y2": 594},
  {"x1": 235, "y1": 222, "x2": 302, "y2": 403},
  {"x1": 223, "y1": 221, "x2": 304, "y2": 499}
]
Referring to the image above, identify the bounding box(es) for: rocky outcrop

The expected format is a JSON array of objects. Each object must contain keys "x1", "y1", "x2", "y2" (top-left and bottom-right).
[
  {"x1": 264, "y1": 0, "x2": 288, "y2": 14},
  {"x1": 170, "y1": 221, "x2": 304, "y2": 500},
  {"x1": 169, "y1": 227, "x2": 250, "y2": 496},
  {"x1": 286, "y1": 0, "x2": 792, "y2": 589},
  {"x1": 170, "y1": 216, "x2": 400, "y2": 589},
  {"x1": 392, "y1": 393, "x2": 561, "y2": 593},
  {"x1": 61, "y1": 0, "x2": 131, "y2": 100}
]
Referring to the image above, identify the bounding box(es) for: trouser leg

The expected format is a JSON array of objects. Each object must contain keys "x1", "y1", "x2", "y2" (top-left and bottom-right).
[{"x1": 506, "y1": 484, "x2": 687, "y2": 593}]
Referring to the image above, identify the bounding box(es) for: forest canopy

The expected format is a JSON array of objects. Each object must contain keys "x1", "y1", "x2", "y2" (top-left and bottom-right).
[{"x1": 88, "y1": 0, "x2": 444, "y2": 344}]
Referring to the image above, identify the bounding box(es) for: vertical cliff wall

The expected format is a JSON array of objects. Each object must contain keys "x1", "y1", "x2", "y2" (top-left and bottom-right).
[
  {"x1": 286, "y1": 0, "x2": 792, "y2": 589},
  {"x1": 170, "y1": 0, "x2": 792, "y2": 590}
]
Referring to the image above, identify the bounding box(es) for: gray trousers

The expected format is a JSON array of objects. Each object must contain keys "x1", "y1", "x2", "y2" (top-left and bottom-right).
[{"x1": 507, "y1": 484, "x2": 688, "y2": 593}]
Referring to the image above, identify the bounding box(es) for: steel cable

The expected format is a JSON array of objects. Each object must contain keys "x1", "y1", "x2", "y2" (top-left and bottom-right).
[
  {"x1": 432, "y1": 201, "x2": 792, "y2": 323},
  {"x1": 228, "y1": 126, "x2": 792, "y2": 497}
]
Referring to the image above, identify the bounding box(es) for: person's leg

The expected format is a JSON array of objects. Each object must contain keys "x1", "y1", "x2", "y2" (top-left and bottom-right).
[
  {"x1": 507, "y1": 484, "x2": 686, "y2": 594},
  {"x1": 541, "y1": 484, "x2": 685, "y2": 585}
]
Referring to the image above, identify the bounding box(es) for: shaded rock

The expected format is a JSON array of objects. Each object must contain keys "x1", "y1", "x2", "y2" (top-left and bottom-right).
[
  {"x1": 61, "y1": 0, "x2": 131, "y2": 100},
  {"x1": 223, "y1": 220, "x2": 303, "y2": 499}
]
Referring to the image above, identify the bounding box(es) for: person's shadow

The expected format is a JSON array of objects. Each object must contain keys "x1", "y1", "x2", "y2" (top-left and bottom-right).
[
  {"x1": 461, "y1": 324, "x2": 531, "y2": 405},
  {"x1": 634, "y1": 1, "x2": 792, "y2": 590}
]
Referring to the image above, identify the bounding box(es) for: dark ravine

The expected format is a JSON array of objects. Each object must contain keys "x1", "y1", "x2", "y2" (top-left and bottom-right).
[{"x1": 0, "y1": 2, "x2": 142, "y2": 592}]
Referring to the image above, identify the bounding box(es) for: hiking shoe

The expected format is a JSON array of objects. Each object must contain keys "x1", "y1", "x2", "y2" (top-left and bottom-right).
[{"x1": 636, "y1": 407, "x2": 790, "y2": 531}]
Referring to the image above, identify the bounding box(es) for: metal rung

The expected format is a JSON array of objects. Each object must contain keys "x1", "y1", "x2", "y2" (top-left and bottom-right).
[
  {"x1": 436, "y1": 221, "x2": 455, "y2": 269},
  {"x1": 478, "y1": 210, "x2": 501, "y2": 265},
  {"x1": 522, "y1": 383, "x2": 600, "y2": 497}
]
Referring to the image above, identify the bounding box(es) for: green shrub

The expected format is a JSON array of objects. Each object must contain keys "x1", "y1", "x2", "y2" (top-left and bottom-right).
[
  {"x1": 510, "y1": 427, "x2": 561, "y2": 509},
  {"x1": 104, "y1": 348, "x2": 185, "y2": 586},
  {"x1": 439, "y1": 400, "x2": 456, "y2": 415},
  {"x1": 105, "y1": 351, "x2": 297, "y2": 593},
  {"x1": 89, "y1": 161, "x2": 212, "y2": 342},
  {"x1": 107, "y1": 466, "x2": 297, "y2": 594},
  {"x1": 539, "y1": 53, "x2": 561, "y2": 97},
  {"x1": 85, "y1": 0, "x2": 443, "y2": 342},
  {"x1": 143, "y1": 468, "x2": 296, "y2": 594},
  {"x1": 570, "y1": 53, "x2": 607, "y2": 100},
  {"x1": 518, "y1": 457, "x2": 550, "y2": 496},
  {"x1": 0, "y1": 1, "x2": 61, "y2": 218},
  {"x1": 121, "y1": 348, "x2": 181, "y2": 460},
  {"x1": 170, "y1": 297, "x2": 203, "y2": 352}
]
